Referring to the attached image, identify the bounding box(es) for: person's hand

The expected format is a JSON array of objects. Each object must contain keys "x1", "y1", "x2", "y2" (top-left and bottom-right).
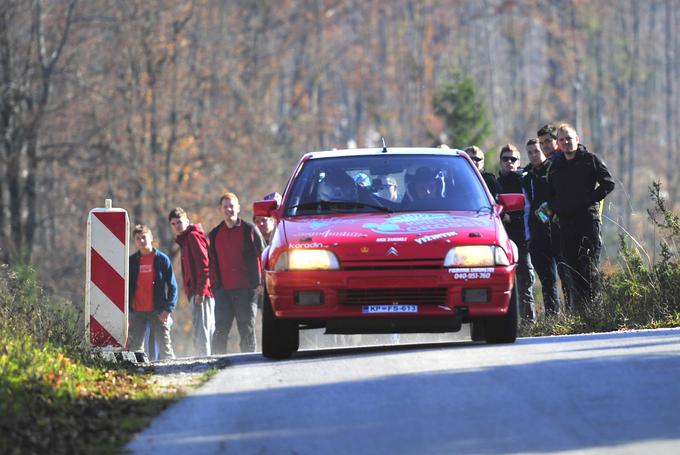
[
  {"x1": 158, "y1": 311, "x2": 170, "y2": 324},
  {"x1": 195, "y1": 294, "x2": 205, "y2": 305},
  {"x1": 255, "y1": 284, "x2": 263, "y2": 296}
]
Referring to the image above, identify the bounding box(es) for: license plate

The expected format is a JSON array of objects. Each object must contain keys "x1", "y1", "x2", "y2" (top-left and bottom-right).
[{"x1": 362, "y1": 305, "x2": 418, "y2": 314}]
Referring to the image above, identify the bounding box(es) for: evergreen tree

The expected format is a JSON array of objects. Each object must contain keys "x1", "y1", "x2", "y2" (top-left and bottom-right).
[{"x1": 432, "y1": 71, "x2": 491, "y2": 149}]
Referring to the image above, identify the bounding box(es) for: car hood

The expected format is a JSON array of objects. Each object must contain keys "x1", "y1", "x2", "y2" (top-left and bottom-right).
[{"x1": 281, "y1": 211, "x2": 499, "y2": 261}]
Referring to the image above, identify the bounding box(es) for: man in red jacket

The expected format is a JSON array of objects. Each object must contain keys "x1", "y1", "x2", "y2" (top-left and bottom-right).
[
  {"x1": 169, "y1": 207, "x2": 215, "y2": 356},
  {"x1": 208, "y1": 192, "x2": 265, "y2": 354}
]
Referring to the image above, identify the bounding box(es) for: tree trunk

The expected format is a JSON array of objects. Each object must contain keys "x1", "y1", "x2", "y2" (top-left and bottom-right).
[
  {"x1": 665, "y1": 0, "x2": 675, "y2": 204},
  {"x1": 625, "y1": 0, "x2": 639, "y2": 228},
  {"x1": 24, "y1": 129, "x2": 38, "y2": 262}
]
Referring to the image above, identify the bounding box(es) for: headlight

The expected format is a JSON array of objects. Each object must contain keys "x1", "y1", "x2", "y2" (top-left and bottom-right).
[
  {"x1": 274, "y1": 250, "x2": 340, "y2": 271},
  {"x1": 444, "y1": 245, "x2": 510, "y2": 267}
]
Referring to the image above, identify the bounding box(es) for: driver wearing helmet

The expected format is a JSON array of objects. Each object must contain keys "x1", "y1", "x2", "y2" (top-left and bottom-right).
[
  {"x1": 404, "y1": 166, "x2": 444, "y2": 209},
  {"x1": 317, "y1": 170, "x2": 358, "y2": 202},
  {"x1": 413, "y1": 168, "x2": 437, "y2": 200}
]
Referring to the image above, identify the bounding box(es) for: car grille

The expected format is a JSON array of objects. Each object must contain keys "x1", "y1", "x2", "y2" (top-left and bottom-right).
[
  {"x1": 338, "y1": 288, "x2": 447, "y2": 306},
  {"x1": 342, "y1": 259, "x2": 443, "y2": 270}
]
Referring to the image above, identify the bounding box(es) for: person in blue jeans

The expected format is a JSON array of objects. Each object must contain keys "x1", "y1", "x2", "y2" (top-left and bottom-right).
[{"x1": 128, "y1": 224, "x2": 178, "y2": 360}]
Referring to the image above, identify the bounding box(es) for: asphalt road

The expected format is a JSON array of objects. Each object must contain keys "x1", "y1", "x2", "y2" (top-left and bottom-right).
[{"x1": 127, "y1": 328, "x2": 680, "y2": 454}]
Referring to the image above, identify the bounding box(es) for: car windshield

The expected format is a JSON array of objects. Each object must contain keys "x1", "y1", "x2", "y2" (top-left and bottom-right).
[{"x1": 284, "y1": 154, "x2": 491, "y2": 216}]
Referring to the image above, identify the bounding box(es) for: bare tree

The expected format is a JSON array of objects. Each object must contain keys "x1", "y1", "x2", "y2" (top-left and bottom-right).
[{"x1": 0, "y1": 0, "x2": 76, "y2": 263}]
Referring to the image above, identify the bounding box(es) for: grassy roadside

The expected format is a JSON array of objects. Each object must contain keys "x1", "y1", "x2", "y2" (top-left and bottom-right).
[
  {"x1": 0, "y1": 336, "x2": 178, "y2": 454},
  {"x1": 0, "y1": 265, "x2": 199, "y2": 454}
]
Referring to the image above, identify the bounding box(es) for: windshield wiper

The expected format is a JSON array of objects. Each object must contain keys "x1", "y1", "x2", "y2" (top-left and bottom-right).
[
  {"x1": 351, "y1": 201, "x2": 393, "y2": 213},
  {"x1": 476, "y1": 205, "x2": 494, "y2": 214},
  {"x1": 288, "y1": 200, "x2": 392, "y2": 213},
  {"x1": 287, "y1": 201, "x2": 326, "y2": 212}
]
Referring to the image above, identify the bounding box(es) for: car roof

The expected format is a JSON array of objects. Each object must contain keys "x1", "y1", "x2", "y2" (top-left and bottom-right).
[{"x1": 303, "y1": 147, "x2": 464, "y2": 160}]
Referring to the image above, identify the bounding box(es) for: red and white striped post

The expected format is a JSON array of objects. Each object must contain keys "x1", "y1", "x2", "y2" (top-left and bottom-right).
[{"x1": 85, "y1": 199, "x2": 129, "y2": 350}]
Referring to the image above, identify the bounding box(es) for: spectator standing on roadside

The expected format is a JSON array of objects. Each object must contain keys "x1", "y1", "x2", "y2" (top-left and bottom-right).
[
  {"x1": 537, "y1": 123, "x2": 561, "y2": 160},
  {"x1": 521, "y1": 139, "x2": 561, "y2": 316},
  {"x1": 537, "y1": 123, "x2": 572, "y2": 308},
  {"x1": 253, "y1": 192, "x2": 281, "y2": 245},
  {"x1": 465, "y1": 145, "x2": 502, "y2": 199},
  {"x1": 547, "y1": 123, "x2": 614, "y2": 312},
  {"x1": 128, "y1": 224, "x2": 177, "y2": 360},
  {"x1": 498, "y1": 144, "x2": 536, "y2": 322},
  {"x1": 253, "y1": 215, "x2": 276, "y2": 245},
  {"x1": 208, "y1": 192, "x2": 266, "y2": 354},
  {"x1": 169, "y1": 207, "x2": 215, "y2": 357}
]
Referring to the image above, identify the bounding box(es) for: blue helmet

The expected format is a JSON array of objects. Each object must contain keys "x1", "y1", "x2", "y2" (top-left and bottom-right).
[{"x1": 353, "y1": 172, "x2": 371, "y2": 188}]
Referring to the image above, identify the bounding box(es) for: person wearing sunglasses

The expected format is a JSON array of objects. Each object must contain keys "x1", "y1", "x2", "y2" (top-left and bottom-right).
[
  {"x1": 498, "y1": 143, "x2": 536, "y2": 323},
  {"x1": 464, "y1": 145, "x2": 501, "y2": 199}
]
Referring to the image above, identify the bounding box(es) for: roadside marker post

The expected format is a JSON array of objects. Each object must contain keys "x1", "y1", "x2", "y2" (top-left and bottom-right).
[{"x1": 85, "y1": 199, "x2": 145, "y2": 362}]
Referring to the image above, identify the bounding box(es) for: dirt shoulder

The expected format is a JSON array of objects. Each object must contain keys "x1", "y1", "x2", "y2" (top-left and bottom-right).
[{"x1": 137, "y1": 356, "x2": 232, "y2": 394}]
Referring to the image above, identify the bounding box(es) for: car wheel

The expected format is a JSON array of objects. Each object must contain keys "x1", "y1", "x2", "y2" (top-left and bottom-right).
[
  {"x1": 470, "y1": 321, "x2": 486, "y2": 342},
  {"x1": 262, "y1": 292, "x2": 299, "y2": 359},
  {"x1": 483, "y1": 279, "x2": 518, "y2": 344}
]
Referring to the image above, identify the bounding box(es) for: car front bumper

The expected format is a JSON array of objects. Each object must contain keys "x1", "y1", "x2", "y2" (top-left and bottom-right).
[{"x1": 266, "y1": 265, "x2": 515, "y2": 323}]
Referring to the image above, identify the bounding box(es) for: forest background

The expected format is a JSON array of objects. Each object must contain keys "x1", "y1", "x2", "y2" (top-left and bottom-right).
[{"x1": 2, "y1": 0, "x2": 678, "y2": 353}]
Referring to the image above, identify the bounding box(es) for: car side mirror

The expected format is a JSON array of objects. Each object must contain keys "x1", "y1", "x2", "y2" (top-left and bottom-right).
[
  {"x1": 253, "y1": 200, "x2": 278, "y2": 217},
  {"x1": 497, "y1": 193, "x2": 525, "y2": 213}
]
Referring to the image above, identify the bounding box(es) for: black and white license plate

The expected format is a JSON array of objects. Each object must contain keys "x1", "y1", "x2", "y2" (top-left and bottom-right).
[{"x1": 362, "y1": 305, "x2": 418, "y2": 314}]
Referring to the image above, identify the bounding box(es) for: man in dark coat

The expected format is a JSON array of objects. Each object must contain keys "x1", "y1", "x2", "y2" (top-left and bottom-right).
[
  {"x1": 548, "y1": 123, "x2": 615, "y2": 312},
  {"x1": 522, "y1": 139, "x2": 560, "y2": 315},
  {"x1": 498, "y1": 144, "x2": 536, "y2": 322},
  {"x1": 465, "y1": 145, "x2": 502, "y2": 199}
]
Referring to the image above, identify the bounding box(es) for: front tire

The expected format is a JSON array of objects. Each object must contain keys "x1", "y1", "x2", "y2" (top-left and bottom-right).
[
  {"x1": 483, "y1": 280, "x2": 518, "y2": 344},
  {"x1": 470, "y1": 321, "x2": 486, "y2": 342},
  {"x1": 262, "y1": 292, "x2": 299, "y2": 359}
]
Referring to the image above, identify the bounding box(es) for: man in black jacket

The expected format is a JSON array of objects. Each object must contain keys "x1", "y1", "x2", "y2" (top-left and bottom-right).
[
  {"x1": 522, "y1": 138, "x2": 560, "y2": 316},
  {"x1": 498, "y1": 144, "x2": 536, "y2": 322},
  {"x1": 465, "y1": 145, "x2": 502, "y2": 199},
  {"x1": 537, "y1": 123, "x2": 573, "y2": 310},
  {"x1": 548, "y1": 123, "x2": 615, "y2": 312}
]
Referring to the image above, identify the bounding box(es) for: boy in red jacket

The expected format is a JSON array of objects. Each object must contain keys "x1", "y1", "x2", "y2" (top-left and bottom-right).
[{"x1": 169, "y1": 207, "x2": 215, "y2": 356}]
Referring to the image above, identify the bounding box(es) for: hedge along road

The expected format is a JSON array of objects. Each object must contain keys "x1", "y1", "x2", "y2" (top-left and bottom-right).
[{"x1": 127, "y1": 328, "x2": 680, "y2": 454}]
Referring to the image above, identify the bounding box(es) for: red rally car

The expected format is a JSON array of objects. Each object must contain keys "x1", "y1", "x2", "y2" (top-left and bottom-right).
[{"x1": 254, "y1": 146, "x2": 525, "y2": 359}]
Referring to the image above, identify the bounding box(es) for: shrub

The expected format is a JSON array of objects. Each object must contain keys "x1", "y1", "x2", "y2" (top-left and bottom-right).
[{"x1": 0, "y1": 264, "x2": 85, "y2": 359}]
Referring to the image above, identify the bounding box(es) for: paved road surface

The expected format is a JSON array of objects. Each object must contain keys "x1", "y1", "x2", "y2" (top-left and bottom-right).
[{"x1": 127, "y1": 328, "x2": 680, "y2": 454}]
